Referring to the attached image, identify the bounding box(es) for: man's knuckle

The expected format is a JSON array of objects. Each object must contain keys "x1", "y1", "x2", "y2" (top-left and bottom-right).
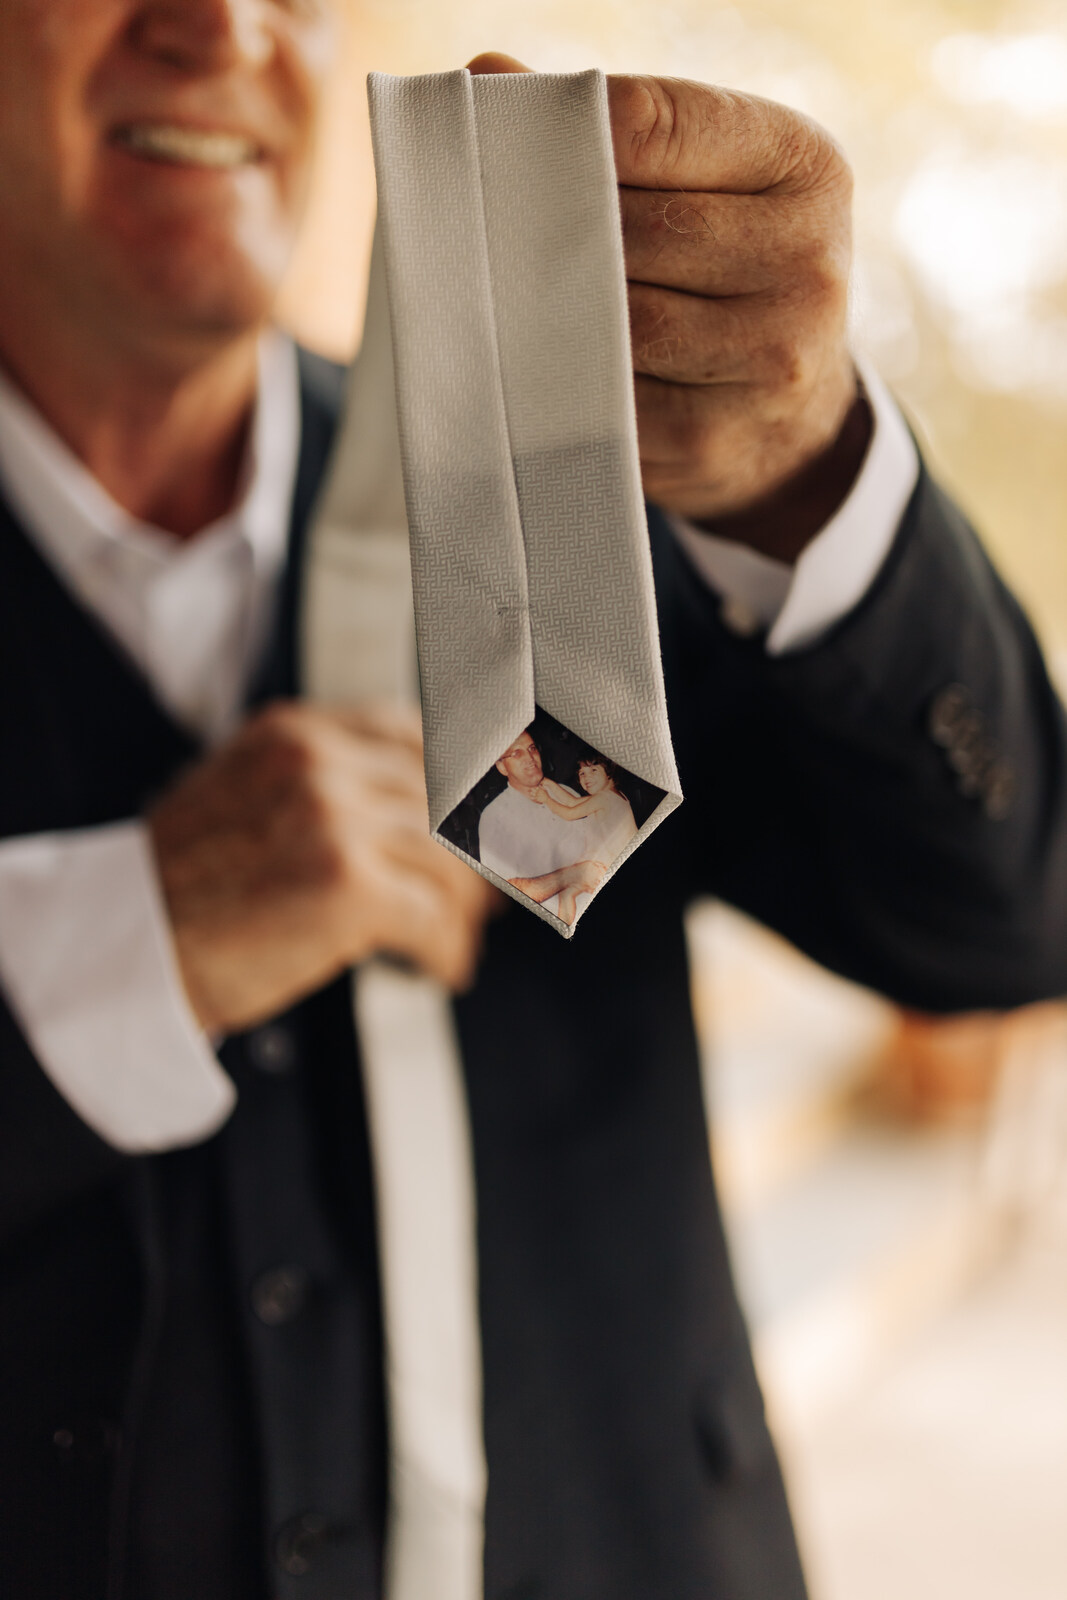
[
  {"x1": 261, "y1": 716, "x2": 322, "y2": 783},
  {"x1": 248, "y1": 700, "x2": 293, "y2": 738},
  {"x1": 757, "y1": 254, "x2": 847, "y2": 383},
  {"x1": 761, "y1": 336, "x2": 806, "y2": 392},
  {"x1": 618, "y1": 76, "x2": 681, "y2": 178},
  {"x1": 630, "y1": 296, "x2": 683, "y2": 369},
  {"x1": 813, "y1": 128, "x2": 852, "y2": 193},
  {"x1": 778, "y1": 113, "x2": 851, "y2": 197},
  {"x1": 750, "y1": 313, "x2": 828, "y2": 397},
  {"x1": 769, "y1": 249, "x2": 845, "y2": 339},
  {"x1": 809, "y1": 260, "x2": 850, "y2": 326},
  {"x1": 308, "y1": 830, "x2": 354, "y2": 894},
  {"x1": 670, "y1": 398, "x2": 719, "y2": 463},
  {"x1": 254, "y1": 700, "x2": 302, "y2": 739},
  {"x1": 292, "y1": 774, "x2": 334, "y2": 833},
  {"x1": 792, "y1": 225, "x2": 842, "y2": 282}
]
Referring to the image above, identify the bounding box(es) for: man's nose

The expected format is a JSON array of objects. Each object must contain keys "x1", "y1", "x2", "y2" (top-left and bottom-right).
[{"x1": 131, "y1": 0, "x2": 275, "y2": 74}]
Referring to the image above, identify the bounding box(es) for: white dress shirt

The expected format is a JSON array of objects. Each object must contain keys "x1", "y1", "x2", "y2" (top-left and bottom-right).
[
  {"x1": 0, "y1": 341, "x2": 917, "y2": 1152},
  {"x1": 479, "y1": 782, "x2": 594, "y2": 919},
  {"x1": 0, "y1": 334, "x2": 299, "y2": 1151},
  {"x1": 670, "y1": 358, "x2": 919, "y2": 650}
]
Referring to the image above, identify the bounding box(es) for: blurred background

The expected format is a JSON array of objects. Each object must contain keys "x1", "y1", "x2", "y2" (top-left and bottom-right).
[{"x1": 282, "y1": 3, "x2": 1067, "y2": 1596}]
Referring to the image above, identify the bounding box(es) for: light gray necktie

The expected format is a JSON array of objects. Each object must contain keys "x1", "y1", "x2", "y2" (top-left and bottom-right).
[
  {"x1": 303, "y1": 67, "x2": 682, "y2": 1600},
  {"x1": 304, "y1": 234, "x2": 485, "y2": 1600},
  {"x1": 368, "y1": 67, "x2": 681, "y2": 934}
]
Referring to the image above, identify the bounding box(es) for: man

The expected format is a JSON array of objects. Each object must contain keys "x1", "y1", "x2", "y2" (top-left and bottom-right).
[
  {"x1": 478, "y1": 729, "x2": 606, "y2": 916},
  {"x1": 0, "y1": 3, "x2": 1065, "y2": 1598}
]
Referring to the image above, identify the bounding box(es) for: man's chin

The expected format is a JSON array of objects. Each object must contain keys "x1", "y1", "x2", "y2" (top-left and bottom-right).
[
  {"x1": 109, "y1": 252, "x2": 284, "y2": 356},
  {"x1": 91, "y1": 207, "x2": 296, "y2": 353}
]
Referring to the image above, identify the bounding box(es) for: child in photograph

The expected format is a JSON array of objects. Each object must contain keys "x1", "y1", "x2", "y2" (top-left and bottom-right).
[{"x1": 532, "y1": 755, "x2": 638, "y2": 923}]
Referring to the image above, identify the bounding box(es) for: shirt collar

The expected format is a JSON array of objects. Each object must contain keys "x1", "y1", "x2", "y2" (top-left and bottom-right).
[{"x1": 0, "y1": 329, "x2": 300, "y2": 597}]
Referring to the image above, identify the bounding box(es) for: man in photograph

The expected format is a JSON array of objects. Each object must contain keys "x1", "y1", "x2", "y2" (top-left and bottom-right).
[
  {"x1": 1, "y1": 3, "x2": 1066, "y2": 1599},
  {"x1": 477, "y1": 729, "x2": 606, "y2": 916}
]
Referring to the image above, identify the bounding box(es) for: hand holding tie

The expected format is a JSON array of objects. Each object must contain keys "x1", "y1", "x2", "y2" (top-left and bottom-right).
[
  {"x1": 471, "y1": 54, "x2": 867, "y2": 563},
  {"x1": 149, "y1": 702, "x2": 497, "y2": 1033}
]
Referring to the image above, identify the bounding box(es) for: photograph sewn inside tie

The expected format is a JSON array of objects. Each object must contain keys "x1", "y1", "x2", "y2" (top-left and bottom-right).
[{"x1": 368, "y1": 67, "x2": 682, "y2": 936}]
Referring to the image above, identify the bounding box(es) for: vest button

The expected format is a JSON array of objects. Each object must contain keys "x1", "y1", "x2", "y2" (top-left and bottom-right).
[
  {"x1": 251, "y1": 1265, "x2": 310, "y2": 1327},
  {"x1": 247, "y1": 1023, "x2": 296, "y2": 1076},
  {"x1": 51, "y1": 1419, "x2": 120, "y2": 1464},
  {"x1": 275, "y1": 1511, "x2": 330, "y2": 1576},
  {"x1": 983, "y1": 761, "x2": 1016, "y2": 821},
  {"x1": 928, "y1": 683, "x2": 971, "y2": 746}
]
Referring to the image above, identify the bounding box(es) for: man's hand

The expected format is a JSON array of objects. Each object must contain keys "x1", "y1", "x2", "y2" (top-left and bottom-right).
[
  {"x1": 470, "y1": 56, "x2": 869, "y2": 563},
  {"x1": 149, "y1": 702, "x2": 497, "y2": 1034}
]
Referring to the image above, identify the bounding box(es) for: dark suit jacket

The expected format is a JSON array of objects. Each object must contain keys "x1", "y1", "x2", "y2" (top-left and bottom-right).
[{"x1": 1, "y1": 350, "x2": 1065, "y2": 1600}]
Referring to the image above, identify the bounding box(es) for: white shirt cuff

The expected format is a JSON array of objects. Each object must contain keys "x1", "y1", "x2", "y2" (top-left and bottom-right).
[
  {"x1": 0, "y1": 821, "x2": 236, "y2": 1153},
  {"x1": 668, "y1": 357, "x2": 920, "y2": 655}
]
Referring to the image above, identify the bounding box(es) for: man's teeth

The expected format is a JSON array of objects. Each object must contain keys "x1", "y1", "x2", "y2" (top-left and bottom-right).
[{"x1": 117, "y1": 126, "x2": 259, "y2": 168}]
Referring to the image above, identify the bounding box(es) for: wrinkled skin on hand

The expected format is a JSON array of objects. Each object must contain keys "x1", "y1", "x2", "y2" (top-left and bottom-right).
[
  {"x1": 470, "y1": 55, "x2": 868, "y2": 563},
  {"x1": 149, "y1": 702, "x2": 498, "y2": 1032}
]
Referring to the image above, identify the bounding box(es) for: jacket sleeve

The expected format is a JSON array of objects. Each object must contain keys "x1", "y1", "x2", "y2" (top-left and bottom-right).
[
  {"x1": 0, "y1": 988, "x2": 128, "y2": 1247},
  {"x1": 656, "y1": 464, "x2": 1067, "y2": 1014},
  {"x1": 0, "y1": 822, "x2": 235, "y2": 1247}
]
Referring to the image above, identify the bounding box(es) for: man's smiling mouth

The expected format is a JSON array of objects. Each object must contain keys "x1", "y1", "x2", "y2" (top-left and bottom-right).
[{"x1": 112, "y1": 124, "x2": 263, "y2": 169}]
